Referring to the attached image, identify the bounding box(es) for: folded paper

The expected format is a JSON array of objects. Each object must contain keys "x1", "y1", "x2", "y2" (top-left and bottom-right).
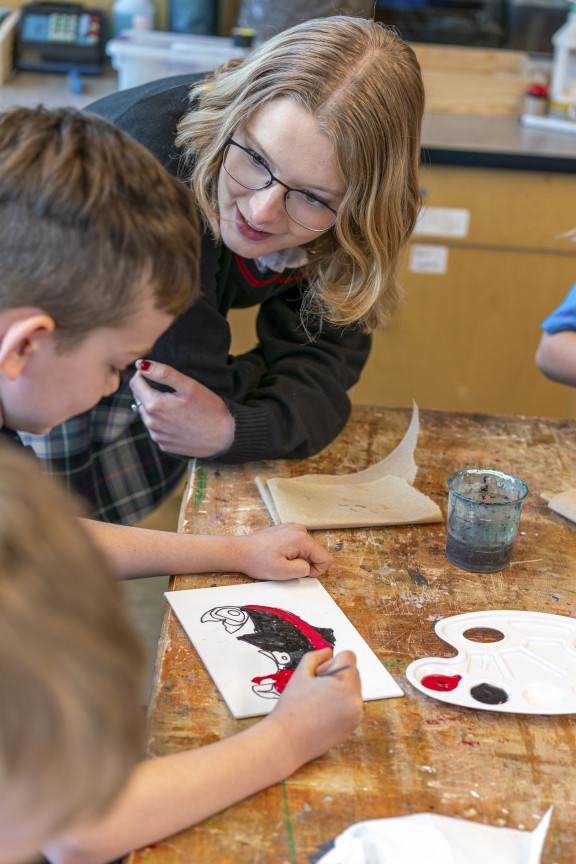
[
  {"x1": 256, "y1": 402, "x2": 442, "y2": 530},
  {"x1": 544, "y1": 488, "x2": 576, "y2": 524},
  {"x1": 316, "y1": 808, "x2": 552, "y2": 864}
]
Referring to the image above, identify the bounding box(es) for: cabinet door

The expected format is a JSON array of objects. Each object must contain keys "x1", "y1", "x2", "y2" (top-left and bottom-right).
[
  {"x1": 229, "y1": 164, "x2": 576, "y2": 418},
  {"x1": 351, "y1": 245, "x2": 576, "y2": 418},
  {"x1": 416, "y1": 165, "x2": 576, "y2": 252}
]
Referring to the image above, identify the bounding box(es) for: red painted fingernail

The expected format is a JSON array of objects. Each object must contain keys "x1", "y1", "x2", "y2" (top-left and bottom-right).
[{"x1": 138, "y1": 360, "x2": 151, "y2": 371}]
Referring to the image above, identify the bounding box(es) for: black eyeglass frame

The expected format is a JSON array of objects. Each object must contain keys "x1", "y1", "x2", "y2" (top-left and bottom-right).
[{"x1": 222, "y1": 138, "x2": 338, "y2": 233}]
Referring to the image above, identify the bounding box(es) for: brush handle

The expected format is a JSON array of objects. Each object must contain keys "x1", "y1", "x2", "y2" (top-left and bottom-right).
[{"x1": 316, "y1": 663, "x2": 352, "y2": 678}]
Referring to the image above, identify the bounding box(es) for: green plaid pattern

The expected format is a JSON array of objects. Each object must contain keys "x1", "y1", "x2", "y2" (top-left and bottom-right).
[{"x1": 19, "y1": 383, "x2": 188, "y2": 525}]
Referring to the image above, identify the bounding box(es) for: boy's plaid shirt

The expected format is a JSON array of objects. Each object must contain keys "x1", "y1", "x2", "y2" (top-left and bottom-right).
[{"x1": 19, "y1": 382, "x2": 187, "y2": 525}]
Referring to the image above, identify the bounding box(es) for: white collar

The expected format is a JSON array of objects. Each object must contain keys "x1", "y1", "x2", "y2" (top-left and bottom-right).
[{"x1": 255, "y1": 247, "x2": 308, "y2": 273}]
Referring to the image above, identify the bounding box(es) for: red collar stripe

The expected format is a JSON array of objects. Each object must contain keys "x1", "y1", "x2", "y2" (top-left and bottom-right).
[{"x1": 234, "y1": 253, "x2": 303, "y2": 288}]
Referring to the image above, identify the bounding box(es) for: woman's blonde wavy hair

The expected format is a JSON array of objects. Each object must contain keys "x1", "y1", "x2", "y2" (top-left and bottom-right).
[{"x1": 176, "y1": 15, "x2": 425, "y2": 332}]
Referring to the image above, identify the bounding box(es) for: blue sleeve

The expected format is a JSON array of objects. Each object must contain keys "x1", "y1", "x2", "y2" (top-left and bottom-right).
[{"x1": 542, "y1": 281, "x2": 576, "y2": 333}]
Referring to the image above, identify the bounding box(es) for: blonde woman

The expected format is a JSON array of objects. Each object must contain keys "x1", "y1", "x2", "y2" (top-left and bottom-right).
[{"x1": 27, "y1": 15, "x2": 425, "y2": 524}]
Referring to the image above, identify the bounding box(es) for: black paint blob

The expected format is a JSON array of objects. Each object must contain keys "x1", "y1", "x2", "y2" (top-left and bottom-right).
[
  {"x1": 470, "y1": 682, "x2": 509, "y2": 705},
  {"x1": 408, "y1": 569, "x2": 429, "y2": 587}
]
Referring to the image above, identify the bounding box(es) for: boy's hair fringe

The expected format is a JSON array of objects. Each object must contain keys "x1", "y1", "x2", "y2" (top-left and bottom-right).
[{"x1": 0, "y1": 106, "x2": 201, "y2": 346}]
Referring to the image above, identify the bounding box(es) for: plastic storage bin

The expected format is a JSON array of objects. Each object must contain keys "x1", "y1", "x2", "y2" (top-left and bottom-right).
[
  {"x1": 112, "y1": 0, "x2": 155, "y2": 37},
  {"x1": 550, "y1": 1, "x2": 576, "y2": 111},
  {"x1": 0, "y1": 9, "x2": 20, "y2": 84},
  {"x1": 107, "y1": 30, "x2": 251, "y2": 90}
]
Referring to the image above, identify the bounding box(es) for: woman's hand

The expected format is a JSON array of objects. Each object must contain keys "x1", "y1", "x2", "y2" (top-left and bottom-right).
[
  {"x1": 232, "y1": 523, "x2": 334, "y2": 580},
  {"x1": 130, "y1": 360, "x2": 235, "y2": 457}
]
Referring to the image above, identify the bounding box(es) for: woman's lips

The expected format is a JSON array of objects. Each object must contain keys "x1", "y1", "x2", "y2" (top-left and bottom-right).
[{"x1": 235, "y1": 207, "x2": 274, "y2": 242}]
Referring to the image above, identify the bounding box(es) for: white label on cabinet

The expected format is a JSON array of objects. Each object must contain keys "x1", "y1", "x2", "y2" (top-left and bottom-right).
[
  {"x1": 409, "y1": 244, "x2": 449, "y2": 274},
  {"x1": 556, "y1": 227, "x2": 576, "y2": 244},
  {"x1": 414, "y1": 206, "x2": 470, "y2": 238}
]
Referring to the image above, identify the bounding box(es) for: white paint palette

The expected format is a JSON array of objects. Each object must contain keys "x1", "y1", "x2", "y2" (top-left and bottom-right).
[{"x1": 406, "y1": 610, "x2": 576, "y2": 714}]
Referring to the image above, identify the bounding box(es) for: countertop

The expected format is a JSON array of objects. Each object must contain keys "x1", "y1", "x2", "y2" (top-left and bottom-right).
[
  {"x1": 1, "y1": 69, "x2": 575, "y2": 174},
  {"x1": 0, "y1": 69, "x2": 118, "y2": 110},
  {"x1": 423, "y1": 111, "x2": 576, "y2": 174}
]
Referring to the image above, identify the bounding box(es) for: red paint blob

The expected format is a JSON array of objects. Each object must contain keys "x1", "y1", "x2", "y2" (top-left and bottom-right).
[{"x1": 421, "y1": 674, "x2": 462, "y2": 692}]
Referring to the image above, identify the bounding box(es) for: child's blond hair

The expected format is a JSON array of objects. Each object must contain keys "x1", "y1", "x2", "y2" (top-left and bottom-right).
[{"x1": 0, "y1": 444, "x2": 146, "y2": 849}]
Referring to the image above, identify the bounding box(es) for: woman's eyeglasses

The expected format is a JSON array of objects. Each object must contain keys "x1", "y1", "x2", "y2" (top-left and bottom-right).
[{"x1": 222, "y1": 139, "x2": 338, "y2": 232}]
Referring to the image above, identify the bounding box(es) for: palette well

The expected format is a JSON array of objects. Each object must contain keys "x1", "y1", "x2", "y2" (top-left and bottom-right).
[{"x1": 406, "y1": 610, "x2": 576, "y2": 714}]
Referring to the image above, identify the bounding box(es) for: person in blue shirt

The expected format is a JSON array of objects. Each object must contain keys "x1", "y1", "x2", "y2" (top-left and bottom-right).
[{"x1": 536, "y1": 280, "x2": 576, "y2": 386}]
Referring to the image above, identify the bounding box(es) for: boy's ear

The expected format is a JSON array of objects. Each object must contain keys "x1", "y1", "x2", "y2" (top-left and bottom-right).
[{"x1": 0, "y1": 314, "x2": 56, "y2": 380}]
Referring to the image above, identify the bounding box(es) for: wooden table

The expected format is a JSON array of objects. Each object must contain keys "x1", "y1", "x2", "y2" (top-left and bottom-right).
[{"x1": 130, "y1": 405, "x2": 576, "y2": 864}]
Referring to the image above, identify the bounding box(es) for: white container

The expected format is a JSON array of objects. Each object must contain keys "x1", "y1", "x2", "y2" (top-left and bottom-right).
[
  {"x1": 0, "y1": 9, "x2": 19, "y2": 85},
  {"x1": 550, "y1": 1, "x2": 576, "y2": 110},
  {"x1": 112, "y1": 0, "x2": 155, "y2": 37},
  {"x1": 107, "y1": 30, "x2": 252, "y2": 90}
]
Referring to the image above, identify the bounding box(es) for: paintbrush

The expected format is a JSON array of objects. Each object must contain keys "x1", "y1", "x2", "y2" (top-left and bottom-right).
[{"x1": 316, "y1": 663, "x2": 352, "y2": 678}]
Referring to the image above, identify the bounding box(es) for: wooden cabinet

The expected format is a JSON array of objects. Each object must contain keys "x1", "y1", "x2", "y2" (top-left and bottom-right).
[
  {"x1": 229, "y1": 164, "x2": 576, "y2": 419},
  {"x1": 350, "y1": 165, "x2": 576, "y2": 418}
]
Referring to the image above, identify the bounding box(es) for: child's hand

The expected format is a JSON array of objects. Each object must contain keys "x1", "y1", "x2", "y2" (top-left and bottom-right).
[
  {"x1": 233, "y1": 523, "x2": 333, "y2": 580},
  {"x1": 268, "y1": 648, "x2": 363, "y2": 770}
]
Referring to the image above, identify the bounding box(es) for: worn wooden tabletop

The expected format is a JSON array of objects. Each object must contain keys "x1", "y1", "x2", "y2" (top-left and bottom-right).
[{"x1": 128, "y1": 405, "x2": 576, "y2": 864}]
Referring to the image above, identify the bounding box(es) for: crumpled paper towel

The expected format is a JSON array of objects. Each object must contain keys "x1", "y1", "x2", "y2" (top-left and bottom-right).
[
  {"x1": 542, "y1": 488, "x2": 576, "y2": 525},
  {"x1": 255, "y1": 402, "x2": 442, "y2": 530},
  {"x1": 316, "y1": 809, "x2": 552, "y2": 864}
]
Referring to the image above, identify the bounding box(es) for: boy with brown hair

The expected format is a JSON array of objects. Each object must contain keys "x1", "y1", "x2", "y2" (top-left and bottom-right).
[
  {"x1": 0, "y1": 105, "x2": 331, "y2": 582},
  {"x1": 0, "y1": 106, "x2": 362, "y2": 864}
]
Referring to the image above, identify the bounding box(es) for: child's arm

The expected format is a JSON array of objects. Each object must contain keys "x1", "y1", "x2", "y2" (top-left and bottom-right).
[
  {"x1": 535, "y1": 331, "x2": 576, "y2": 387},
  {"x1": 81, "y1": 520, "x2": 333, "y2": 580},
  {"x1": 43, "y1": 649, "x2": 362, "y2": 864}
]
